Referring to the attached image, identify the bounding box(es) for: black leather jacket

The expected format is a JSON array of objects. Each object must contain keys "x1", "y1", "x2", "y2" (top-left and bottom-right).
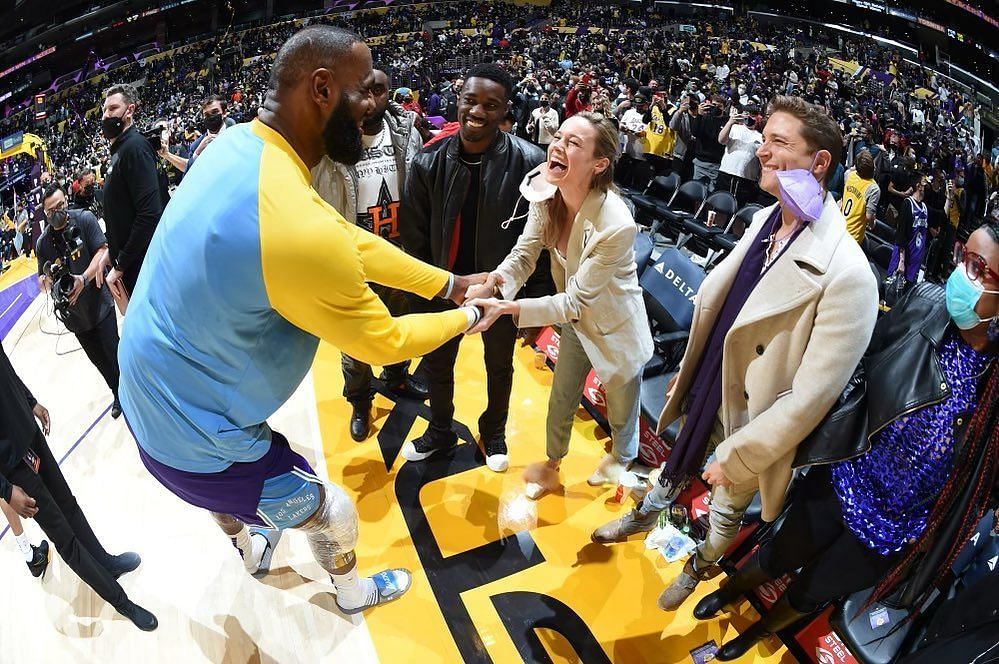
[
  {"x1": 862, "y1": 283, "x2": 980, "y2": 451},
  {"x1": 825, "y1": 283, "x2": 997, "y2": 608},
  {"x1": 399, "y1": 130, "x2": 554, "y2": 305}
]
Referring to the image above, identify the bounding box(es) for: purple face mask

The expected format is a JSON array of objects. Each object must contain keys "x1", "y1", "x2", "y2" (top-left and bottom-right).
[{"x1": 775, "y1": 152, "x2": 825, "y2": 222}]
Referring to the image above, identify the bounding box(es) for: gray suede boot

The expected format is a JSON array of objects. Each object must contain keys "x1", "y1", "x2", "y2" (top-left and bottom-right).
[
  {"x1": 658, "y1": 554, "x2": 722, "y2": 611},
  {"x1": 591, "y1": 505, "x2": 661, "y2": 543}
]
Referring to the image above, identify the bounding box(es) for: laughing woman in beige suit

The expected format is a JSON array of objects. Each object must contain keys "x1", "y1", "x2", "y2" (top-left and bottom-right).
[{"x1": 467, "y1": 112, "x2": 653, "y2": 499}]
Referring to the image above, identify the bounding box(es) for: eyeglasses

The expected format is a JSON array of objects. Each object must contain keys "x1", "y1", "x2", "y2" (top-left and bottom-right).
[
  {"x1": 45, "y1": 203, "x2": 67, "y2": 220},
  {"x1": 953, "y1": 243, "x2": 999, "y2": 284}
]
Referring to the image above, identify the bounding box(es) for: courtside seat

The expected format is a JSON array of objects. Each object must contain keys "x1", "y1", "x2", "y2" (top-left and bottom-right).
[
  {"x1": 680, "y1": 190, "x2": 738, "y2": 256},
  {"x1": 634, "y1": 231, "x2": 655, "y2": 278},
  {"x1": 651, "y1": 180, "x2": 707, "y2": 244},
  {"x1": 632, "y1": 173, "x2": 680, "y2": 220},
  {"x1": 711, "y1": 203, "x2": 760, "y2": 255}
]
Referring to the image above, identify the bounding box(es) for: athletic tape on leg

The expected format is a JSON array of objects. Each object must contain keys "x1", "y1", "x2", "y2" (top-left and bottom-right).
[{"x1": 296, "y1": 482, "x2": 359, "y2": 572}]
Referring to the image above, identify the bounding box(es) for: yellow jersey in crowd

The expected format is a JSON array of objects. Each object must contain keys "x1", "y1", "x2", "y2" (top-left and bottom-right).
[
  {"x1": 643, "y1": 106, "x2": 675, "y2": 158},
  {"x1": 841, "y1": 169, "x2": 880, "y2": 243}
]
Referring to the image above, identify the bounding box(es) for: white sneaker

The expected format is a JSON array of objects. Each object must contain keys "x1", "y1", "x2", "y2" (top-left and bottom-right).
[
  {"x1": 242, "y1": 532, "x2": 267, "y2": 574},
  {"x1": 523, "y1": 461, "x2": 561, "y2": 500},
  {"x1": 486, "y1": 453, "x2": 509, "y2": 472},
  {"x1": 525, "y1": 482, "x2": 548, "y2": 500},
  {"x1": 587, "y1": 454, "x2": 629, "y2": 486}
]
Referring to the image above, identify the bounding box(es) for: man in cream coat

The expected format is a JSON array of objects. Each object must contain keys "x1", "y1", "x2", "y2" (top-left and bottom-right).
[{"x1": 592, "y1": 96, "x2": 880, "y2": 613}]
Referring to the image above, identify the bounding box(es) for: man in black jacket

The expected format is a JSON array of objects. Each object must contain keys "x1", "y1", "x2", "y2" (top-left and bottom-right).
[
  {"x1": 0, "y1": 344, "x2": 156, "y2": 630},
  {"x1": 98, "y1": 83, "x2": 164, "y2": 300},
  {"x1": 690, "y1": 94, "x2": 727, "y2": 192},
  {"x1": 400, "y1": 63, "x2": 554, "y2": 473},
  {"x1": 37, "y1": 184, "x2": 122, "y2": 418}
]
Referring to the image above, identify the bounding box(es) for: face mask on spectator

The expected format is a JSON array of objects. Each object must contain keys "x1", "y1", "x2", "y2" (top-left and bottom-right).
[
  {"x1": 775, "y1": 152, "x2": 825, "y2": 222},
  {"x1": 946, "y1": 263, "x2": 999, "y2": 331},
  {"x1": 101, "y1": 114, "x2": 125, "y2": 141},
  {"x1": 205, "y1": 112, "x2": 224, "y2": 133},
  {"x1": 47, "y1": 208, "x2": 69, "y2": 230}
]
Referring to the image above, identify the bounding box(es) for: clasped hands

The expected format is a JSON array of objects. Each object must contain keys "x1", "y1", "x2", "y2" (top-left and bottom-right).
[{"x1": 448, "y1": 272, "x2": 518, "y2": 335}]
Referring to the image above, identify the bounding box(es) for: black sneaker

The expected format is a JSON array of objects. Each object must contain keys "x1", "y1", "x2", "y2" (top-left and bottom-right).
[
  {"x1": 106, "y1": 552, "x2": 142, "y2": 580},
  {"x1": 111, "y1": 400, "x2": 122, "y2": 419},
  {"x1": 400, "y1": 431, "x2": 457, "y2": 462},
  {"x1": 482, "y1": 436, "x2": 509, "y2": 472},
  {"x1": 27, "y1": 540, "x2": 49, "y2": 579},
  {"x1": 116, "y1": 600, "x2": 158, "y2": 631}
]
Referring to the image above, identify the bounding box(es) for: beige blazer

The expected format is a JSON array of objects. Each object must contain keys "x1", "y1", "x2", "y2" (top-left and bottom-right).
[
  {"x1": 494, "y1": 189, "x2": 654, "y2": 389},
  {"x1": 657, "y1": 194, "x2": 879, "y2": 521}
]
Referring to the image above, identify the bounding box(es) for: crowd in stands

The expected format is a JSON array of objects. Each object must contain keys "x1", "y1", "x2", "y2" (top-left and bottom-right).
[
  {"x1": 0, "y1": 3, "x2": 996, "y2": 658},
  {"x1": 0, "y1": 1, "x2": 992, "y2": 247}
]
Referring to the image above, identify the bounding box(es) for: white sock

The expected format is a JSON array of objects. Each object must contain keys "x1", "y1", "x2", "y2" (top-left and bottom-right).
[
  {"x1": 231, "y1": 527, "x2": 265, "y2": 572},
  {"x1": 14, "y1": 533, "x2": 32, "y2": 562},
  {"x1": 331, "y1": 566, "x2": 376, "y2": 609}
]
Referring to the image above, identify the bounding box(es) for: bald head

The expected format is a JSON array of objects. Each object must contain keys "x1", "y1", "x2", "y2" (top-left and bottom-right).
[
  {"x1": 363, "y1": 69, "x2": 392, "y2": 133},
  {"x1": 258, "y1": 25, "x2": 375, "y2": 169},
  {"x1": 268, "y1": 25, "x2": 365, "y2": 92}
]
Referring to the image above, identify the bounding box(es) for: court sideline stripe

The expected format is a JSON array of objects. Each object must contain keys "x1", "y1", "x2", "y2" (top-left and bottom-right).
[{"x1": 0, "y1": 404, "x2": 112, "y2": 543}]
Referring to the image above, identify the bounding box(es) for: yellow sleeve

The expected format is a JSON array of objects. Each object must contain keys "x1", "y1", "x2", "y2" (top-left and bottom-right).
[
  {"x1": 337, "y1": 218, "x2": 450, "y2": 301},
  {"x1": 259, "y1": 184, "x2": 468, "y2": 367}
]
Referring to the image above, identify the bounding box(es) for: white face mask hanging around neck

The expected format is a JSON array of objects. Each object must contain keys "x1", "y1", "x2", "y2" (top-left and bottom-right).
[{"x1": 501, "y1": 164, "x2": 557, "y2": 230}]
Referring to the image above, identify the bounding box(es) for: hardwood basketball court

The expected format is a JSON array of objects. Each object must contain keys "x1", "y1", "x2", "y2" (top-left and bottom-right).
[{"x1": 0, "y1": 257, "x2": 792, "y2": 663}]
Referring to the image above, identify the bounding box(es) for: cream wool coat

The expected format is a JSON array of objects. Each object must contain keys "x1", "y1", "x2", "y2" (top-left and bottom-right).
[
  {"x1": 494, "y1": 188, "x2": 654, "y2": 390},
  {"x1": 657, "y1": 193, "x2": 879, "y2": 521}
]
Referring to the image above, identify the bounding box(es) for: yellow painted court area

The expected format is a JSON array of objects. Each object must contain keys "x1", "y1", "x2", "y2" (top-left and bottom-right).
[
  {"x1": 0, "y1": 257, "x2": 790, "y2": 662},
  {"x1": 313, "y1": 335, "x2": 793, "y2": 663}
]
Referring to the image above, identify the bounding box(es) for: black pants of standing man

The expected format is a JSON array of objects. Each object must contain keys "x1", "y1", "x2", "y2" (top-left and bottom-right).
[
  {"x1": 422, "y1": 305, "x2": 519, "y2": 445},
  {"x1": 75, "y1": 312, "x2": 120, "y2": 400},
  {"x1": 3, "y1": 430, "x2": 128, "y2": 609}
]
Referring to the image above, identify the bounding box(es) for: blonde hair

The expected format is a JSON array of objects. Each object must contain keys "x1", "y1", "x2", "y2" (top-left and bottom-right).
[{"x1": 542, "y1": 112, "x2": 619, "y2": 247}]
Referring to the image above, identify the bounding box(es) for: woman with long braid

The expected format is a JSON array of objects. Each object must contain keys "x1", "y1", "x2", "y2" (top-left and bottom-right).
[{"x1": 691, "y1": 221, "x2": 999, "y2": 662}]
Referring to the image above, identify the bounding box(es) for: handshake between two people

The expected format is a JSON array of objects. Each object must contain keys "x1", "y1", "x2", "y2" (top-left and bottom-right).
[{"x1": 448, "y1": 272, "x2": 521, "y2": 336}]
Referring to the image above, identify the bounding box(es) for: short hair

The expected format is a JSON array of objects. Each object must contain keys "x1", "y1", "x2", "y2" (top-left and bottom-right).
[
  {"x1": 42, "y1": 183, "x2": 63, "y2": 204},
  {"x1": 268, "y1": 25, "x2": 364, "y2": 92},
  {"x1": 202, "y1": 94, "x2": 228, "y2": 112},
  {"x1": 465, "y1": 63, "x2": 513, "y2": 103},
  {"x1": 855, "y1": 149, "x2": 875, "y2": 179},
  {"x1": 766, "y1": 95, "x2": 843, "y2": 185},
  {"x1": 104, "y1": 83, "x2": 139, "y2": 108}
]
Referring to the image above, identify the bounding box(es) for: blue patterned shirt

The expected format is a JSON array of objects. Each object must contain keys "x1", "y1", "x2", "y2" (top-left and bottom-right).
[{"x1": 831, "y1": 331, "x2": 993, "y2": 555}]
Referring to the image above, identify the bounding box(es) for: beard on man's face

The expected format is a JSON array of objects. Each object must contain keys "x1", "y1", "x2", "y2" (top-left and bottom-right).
[
  {"x1": 362, "y1": 104, "x2": 387, "y2": 132},
  {"x1": 323, "y1": 96, "x2": 363, "y2": 165}
]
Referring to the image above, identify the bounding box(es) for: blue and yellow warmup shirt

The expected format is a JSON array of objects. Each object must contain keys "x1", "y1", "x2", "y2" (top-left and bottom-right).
[{"x1": 119, "y1": 120, "x2": 469, "y2": 473}]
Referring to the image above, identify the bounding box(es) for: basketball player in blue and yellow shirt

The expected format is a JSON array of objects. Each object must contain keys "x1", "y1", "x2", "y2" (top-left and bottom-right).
[{"x1": 118, "y1": 27, "x2": 487, "y2": 614}]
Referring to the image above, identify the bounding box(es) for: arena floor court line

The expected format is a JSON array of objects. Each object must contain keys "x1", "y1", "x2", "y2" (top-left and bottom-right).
[{"x1": 0, "y1": 258, "x2": 792, "y2": 663}]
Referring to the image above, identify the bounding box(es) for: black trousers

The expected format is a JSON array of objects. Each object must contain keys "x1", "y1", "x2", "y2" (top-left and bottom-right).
[
  {"x1": 4, "y1": 430, "x2": 127, "y2": 607},
  {"x1": 75, "y1": 312, "x2": 120, "y2": 399},
  {"x1": 757, "y1": 466, "x2": 899, "y2": 613},
  {"x1": 342, "y1": 284, "x2": 411, "y2": 404},
  {"x1": 422, "y1": 307, "x2": 518, "y2": 444},
  {"x1": 121, "y1": 266, "x2": 140, "y2": 300}
]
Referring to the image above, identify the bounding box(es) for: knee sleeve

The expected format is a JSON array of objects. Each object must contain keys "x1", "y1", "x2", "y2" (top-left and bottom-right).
[{"x1": 296, "y1": 482, "x2": 359, "y2": 570}]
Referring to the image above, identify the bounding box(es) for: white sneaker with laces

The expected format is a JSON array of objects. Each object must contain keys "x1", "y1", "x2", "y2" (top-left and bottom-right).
[{"x1": 588, "y1": 454, "x2": 629, "y2": 486}]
